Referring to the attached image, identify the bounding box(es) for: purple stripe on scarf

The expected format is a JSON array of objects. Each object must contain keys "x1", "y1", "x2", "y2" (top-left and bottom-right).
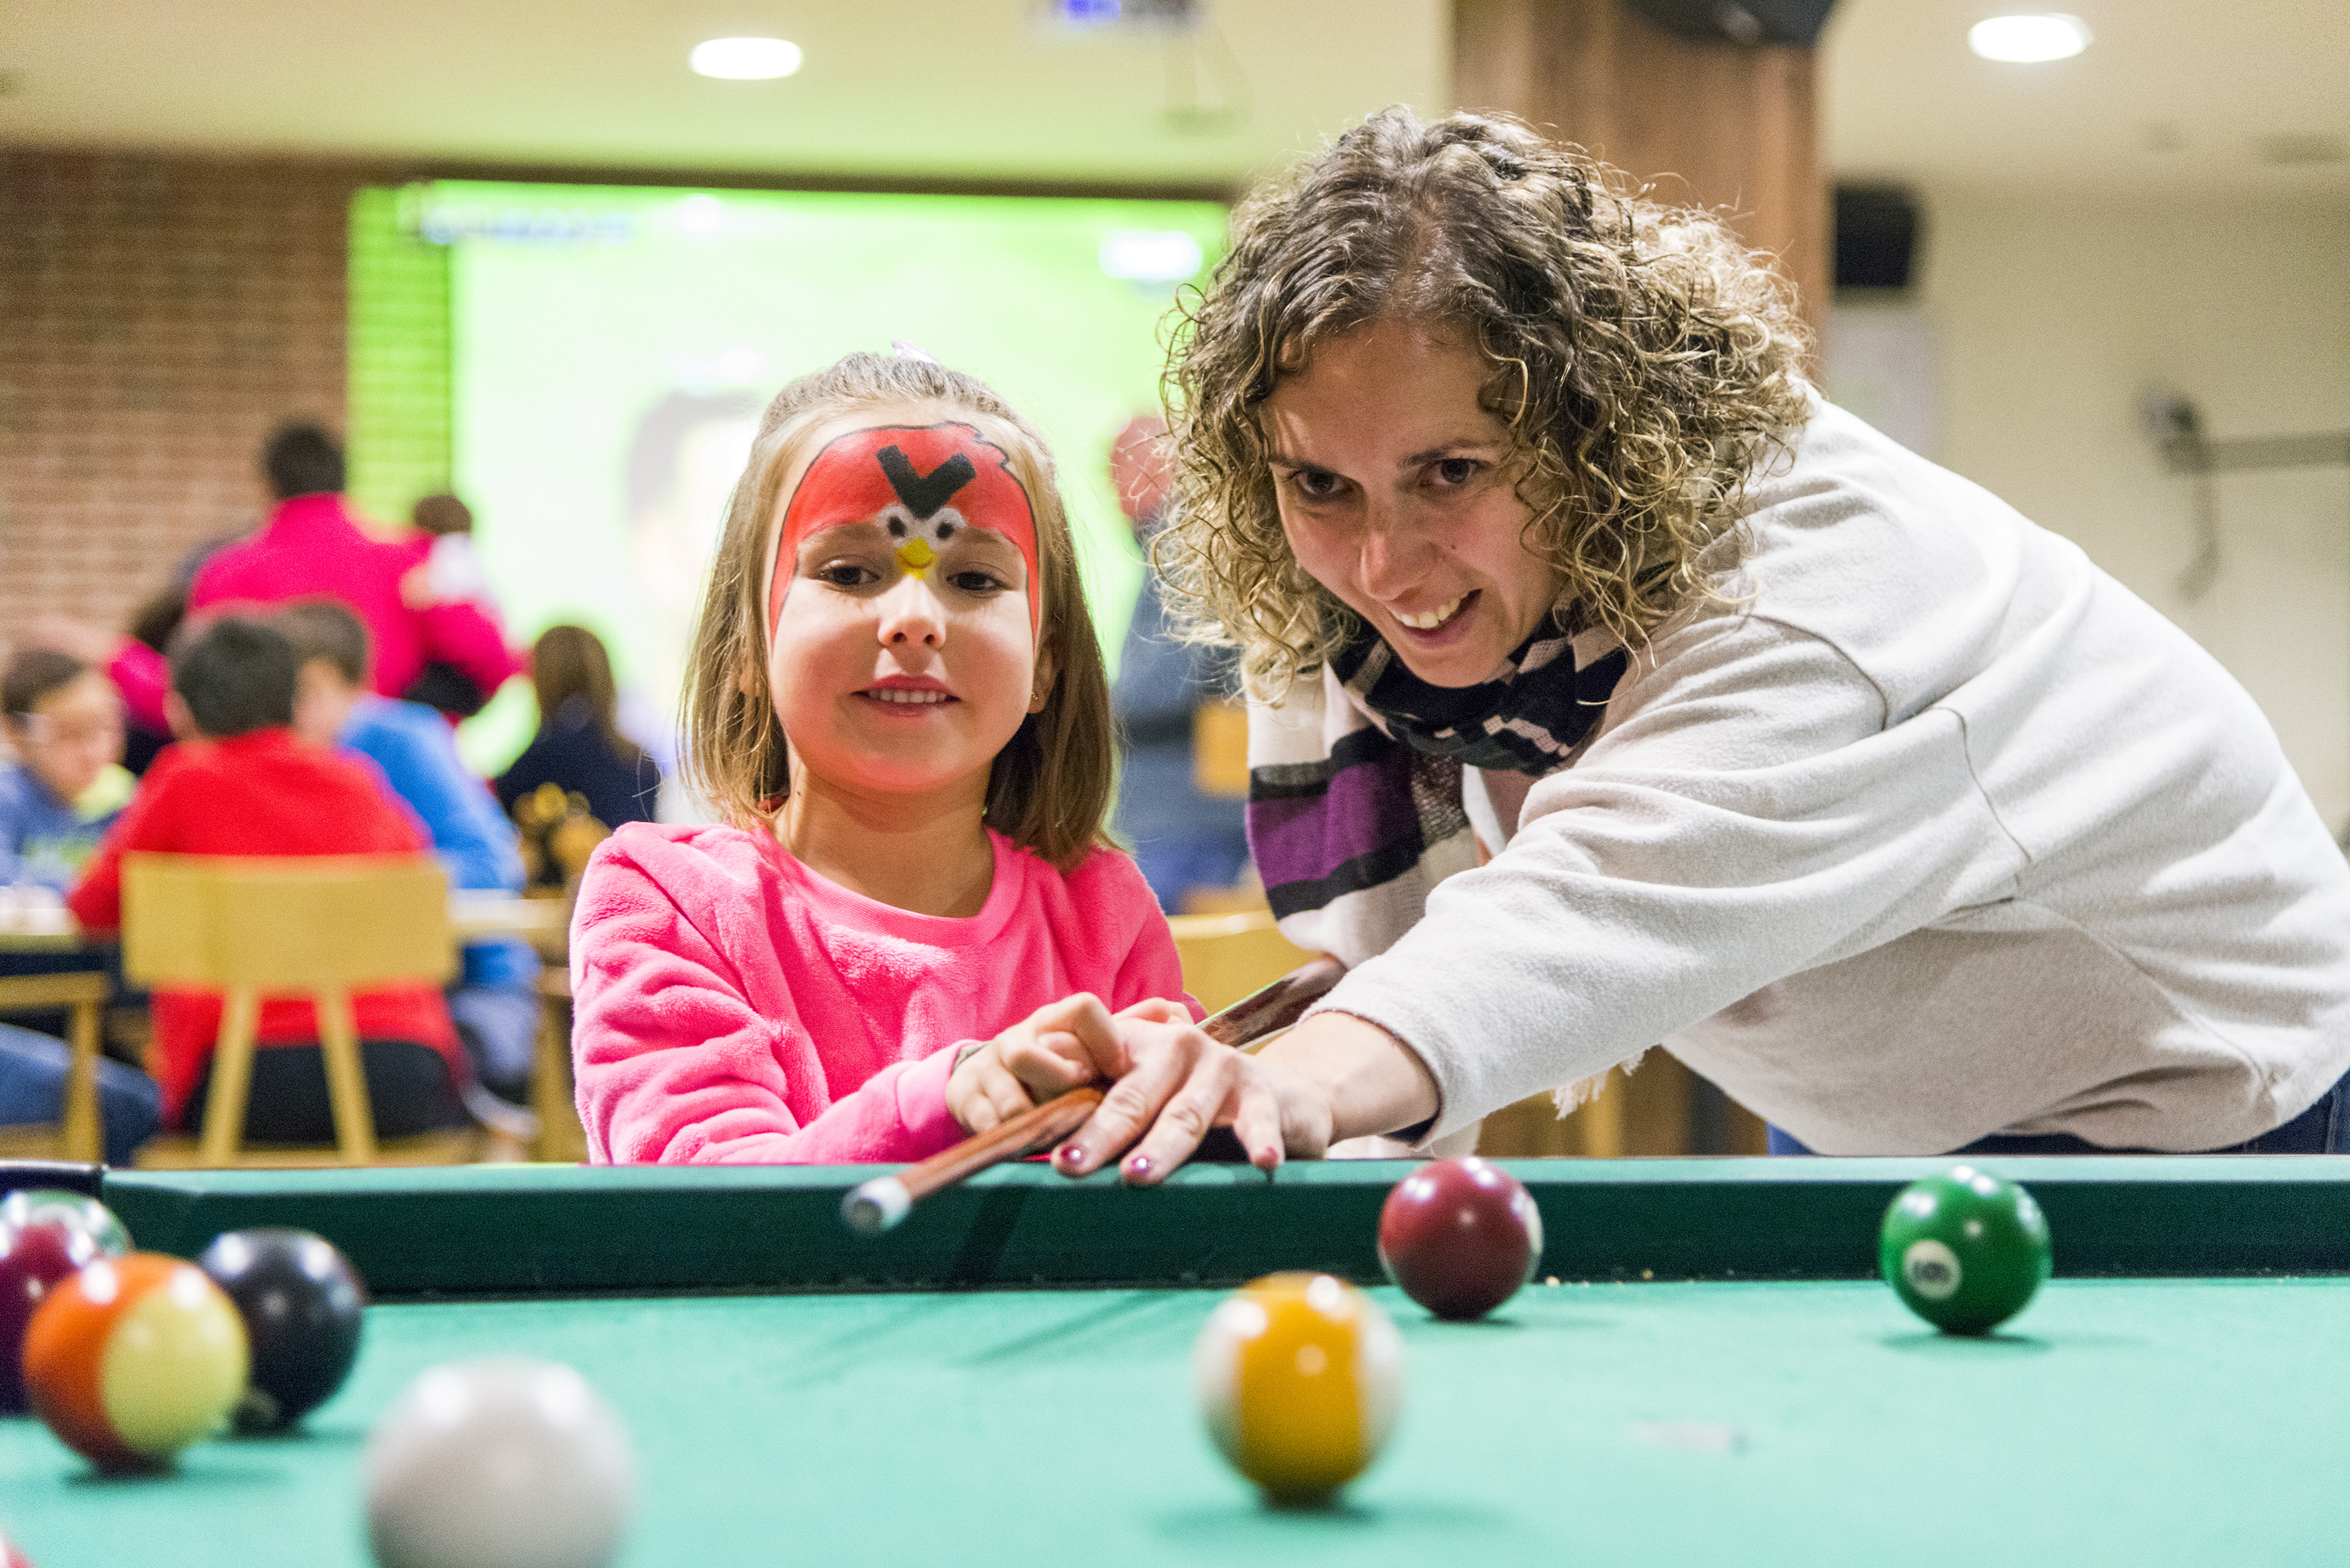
[{"x1": 1248, "y1": 745, "x2": 1424, "y2": 890}]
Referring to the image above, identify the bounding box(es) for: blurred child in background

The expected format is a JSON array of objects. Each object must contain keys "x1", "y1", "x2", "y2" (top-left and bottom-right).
[
  {"x1": 0, "y1": 650, "x2": 135, "y2": 894},
  {"x1": 0, "y1": 651, "x2": 157, "y2": 1162},
  {"x1": 276, "y1": 600, "x2": 541, "y2": 1111},
  {"x1": 495, "y1": 625, "x2": 662, "y2": 832},
  {"x1": 68, "y1": 618, "x2": 475, "y2": 1142}
]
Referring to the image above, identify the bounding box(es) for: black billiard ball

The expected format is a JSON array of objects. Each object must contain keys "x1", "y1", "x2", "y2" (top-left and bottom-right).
[
  {"x1": 197, "y1": 1228, "x2": 368, "y2": 1431},
  {"x1": 1377, "y1": 1156, "x2": 1545, "y2": 1319}
]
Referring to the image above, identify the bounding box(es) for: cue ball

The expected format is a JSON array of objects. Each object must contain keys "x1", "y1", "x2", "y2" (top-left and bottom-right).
[
  {"x1": 1377, "y1": 1156, "x2": 1544, "y2": 1319},
  {"x1": 1193, "y1": 1272, "x2": 1403, "y2": 1502},
  {"x1": 197, "y1": 1228, "x2": 368, "y2": 1431},
  {"x1": 365, "y1": 1358, "x2": 636, "y2": 1568},
  {"x1": 1880, "y1": 1165, "x2": 2053, "y2": 1335},
  {"x1": 21, "y1": 1253, "x2": 249, "y2": 1471}
]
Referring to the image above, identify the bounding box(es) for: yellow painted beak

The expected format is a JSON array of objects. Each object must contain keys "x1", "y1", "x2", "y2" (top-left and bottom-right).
[{"x1": 895, "y1": 537, "x2": 937, "y2": 575}]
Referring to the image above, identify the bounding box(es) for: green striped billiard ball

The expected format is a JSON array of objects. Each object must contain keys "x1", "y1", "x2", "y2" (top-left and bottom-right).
[{"x1": 1879, "y1": 1166, "x2": 2052, "y2": 1335}]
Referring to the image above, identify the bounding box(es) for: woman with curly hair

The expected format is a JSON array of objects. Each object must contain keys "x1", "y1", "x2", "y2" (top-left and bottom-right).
[{"x1": 1033, "y1": 107, "x2": 2350, "y2": 1178}]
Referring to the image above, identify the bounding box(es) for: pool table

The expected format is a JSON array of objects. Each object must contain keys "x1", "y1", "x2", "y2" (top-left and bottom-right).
[{"x1": 4, "y1": 1156, "x2": 2348, "y2": 1567}]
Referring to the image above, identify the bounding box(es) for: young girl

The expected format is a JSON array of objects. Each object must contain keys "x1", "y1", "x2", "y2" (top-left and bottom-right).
[{"x1": 570, "y1": 353, "x2": 1198, "y2": 1164}]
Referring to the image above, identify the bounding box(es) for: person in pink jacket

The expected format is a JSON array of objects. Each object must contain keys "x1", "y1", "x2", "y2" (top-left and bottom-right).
[
  {"x1": 37, "y1": 424, "x2": 519, "y2": 734},
  {"x1": 571, "y1": 352, "x2": 1202, "y2": 1165}
]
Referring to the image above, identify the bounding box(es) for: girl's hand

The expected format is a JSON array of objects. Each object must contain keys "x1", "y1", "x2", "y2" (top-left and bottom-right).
[{"x1": 944, "y1": 993, "x2": 1120, "y2": 1135}]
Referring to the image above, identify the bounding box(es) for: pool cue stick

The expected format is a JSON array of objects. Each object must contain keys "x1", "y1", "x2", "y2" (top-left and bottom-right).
[{"x1": 841, "y1": 955, "x2": 1346, "y2": 1235}]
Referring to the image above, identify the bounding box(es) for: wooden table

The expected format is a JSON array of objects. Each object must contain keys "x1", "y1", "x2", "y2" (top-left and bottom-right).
[
  {"x1": 1, "y1": 894, "x2": 569, "y2": 953},
  {"x1": 0, "y1": 892, "x2": 572, "y2": 1163}
]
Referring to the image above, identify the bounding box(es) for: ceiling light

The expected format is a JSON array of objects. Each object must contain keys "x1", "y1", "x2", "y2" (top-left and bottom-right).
[
  {"x1": 1968, "y1": 15, "x2": 2090, "y2": 63},
  {"x1": 689, "y1": 37, "x2": 803, "y2": 79}
]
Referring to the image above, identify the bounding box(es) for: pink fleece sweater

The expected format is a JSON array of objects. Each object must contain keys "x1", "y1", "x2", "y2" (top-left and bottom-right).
[{"x1": 571, "y1": 821, "x2": 1196, "y2": 1165}]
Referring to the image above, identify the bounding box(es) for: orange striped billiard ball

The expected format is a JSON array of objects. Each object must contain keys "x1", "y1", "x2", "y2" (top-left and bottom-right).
[
  {"x1": 21, "y1": 1253, "x2": 249, "y2": 1471},
  {"x1": 1192, "y1": 1272, "x2": 1403, "y2": 1502}
]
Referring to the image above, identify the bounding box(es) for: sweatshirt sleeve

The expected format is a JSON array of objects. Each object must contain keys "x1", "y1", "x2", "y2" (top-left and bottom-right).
[
  {"x1": 1312, "y1": 612, "x2": 2027, "y2": 1140},
  {"x1": 106, "y1": 640, "x2": 171, "y2": 736},
  {"x1": 569, "y1": 838, "x2": 965, "y2": 1165},
  {"x1": 414, "y1": 600, "x2": 522, "y2": 708},
  {"x1": 1064, "y1": 848, "x2": 1205, "y2": 1022}
]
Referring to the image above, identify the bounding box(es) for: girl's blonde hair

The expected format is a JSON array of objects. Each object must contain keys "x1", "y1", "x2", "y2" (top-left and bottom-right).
[
  {"x1": 1159, "y1": 106, "x2": 1813, "y2": 696},
  {"x1": 679, "y1": 352, "x2": 1116, "y2": 870}
]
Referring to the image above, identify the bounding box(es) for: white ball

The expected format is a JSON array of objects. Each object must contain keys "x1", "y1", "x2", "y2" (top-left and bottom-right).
[{"x1": 365, "y1": 1358, "x2": 636, "y2": 1568}]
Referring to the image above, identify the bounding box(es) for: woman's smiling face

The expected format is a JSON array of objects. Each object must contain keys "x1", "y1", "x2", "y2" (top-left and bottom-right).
[{"x1": 1261, "y1": 318, "x2": 1560, "y2": 688}]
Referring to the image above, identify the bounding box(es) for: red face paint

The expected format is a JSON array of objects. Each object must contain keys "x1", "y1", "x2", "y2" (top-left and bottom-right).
[{"x1": 767, "y1": 423, "x2": 1041, "y2": 641}]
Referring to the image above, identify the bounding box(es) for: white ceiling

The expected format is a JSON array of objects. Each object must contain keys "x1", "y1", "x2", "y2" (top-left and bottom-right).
[{"x1": 0, "y1": 0, "x2": 2342, "y2": 194}]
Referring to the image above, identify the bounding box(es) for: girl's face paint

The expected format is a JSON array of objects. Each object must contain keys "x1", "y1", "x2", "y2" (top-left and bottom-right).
[
  {"x1": 769, "y1": 423, "x2": 1041, "y2": 642},
  {"x1": 763, "y1": 418, "x2": 1053, "y2": 809}
]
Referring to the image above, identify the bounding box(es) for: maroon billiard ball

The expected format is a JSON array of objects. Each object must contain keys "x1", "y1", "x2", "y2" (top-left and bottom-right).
[
  {"x1": 1377, "y1": 1157, "x2": 1544, "y2": 1319},
  {"x1": 0, "y1": 1218, "x2": 106, "y2": 1414}
]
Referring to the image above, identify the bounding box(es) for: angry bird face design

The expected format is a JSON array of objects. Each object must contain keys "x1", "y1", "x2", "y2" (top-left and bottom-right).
[{"x1": 770, "y1": 422, "x2": 1040, "y2": 641}]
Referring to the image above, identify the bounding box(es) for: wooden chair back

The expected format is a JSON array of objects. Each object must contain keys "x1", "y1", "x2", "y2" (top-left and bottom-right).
[
  {"x1": 123, "y1": 854, "x2": 455, "y2": 992},
  {"x1": 121, "y1": 854, "x2": 462, "y2": 1168},
  {"x1": 1190, "y1": 698, "x2": 1251, "y2": 799}
]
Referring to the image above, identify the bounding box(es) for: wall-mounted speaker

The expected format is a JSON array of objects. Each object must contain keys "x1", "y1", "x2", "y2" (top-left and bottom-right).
[
  {"x1": 1623, "y1": 0, "x2": 1836, "y2": 47},
  {"x1": 1834, "y1": 184, "x2": 1920, "y2": 291}
]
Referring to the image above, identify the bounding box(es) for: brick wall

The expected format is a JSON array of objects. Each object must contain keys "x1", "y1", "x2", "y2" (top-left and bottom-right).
[{"x1": 0, "y1": 150, "x2": 388, "y2": 643}]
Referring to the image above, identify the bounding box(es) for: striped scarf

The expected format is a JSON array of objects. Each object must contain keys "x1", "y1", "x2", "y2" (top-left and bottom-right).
[{"x1": 1246, "y1": 613, "x2": 1629, "y2": 966}]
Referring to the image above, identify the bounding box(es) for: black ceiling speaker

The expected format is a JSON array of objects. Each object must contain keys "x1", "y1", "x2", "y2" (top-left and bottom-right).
[
  {"x1": 1833, "y1": 184, "x2": 1920, "y2": 291},
  {"x1": 1623, "y1": 0, "x2": 1836, "y2": 46}
]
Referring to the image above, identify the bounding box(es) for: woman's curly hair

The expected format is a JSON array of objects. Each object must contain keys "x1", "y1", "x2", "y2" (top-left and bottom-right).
[{"x1": 1158, "y1": 106, "x2": 1812, "y2": 696}]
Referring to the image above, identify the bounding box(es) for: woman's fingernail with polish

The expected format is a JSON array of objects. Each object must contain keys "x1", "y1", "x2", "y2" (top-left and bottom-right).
[
  {"x1": 1059, "y1": 1144, "x2": 1086, "y2": 1167},
  {"x1": 1125, "y1": 1154, "x2": 1152, "y2": 1178}
]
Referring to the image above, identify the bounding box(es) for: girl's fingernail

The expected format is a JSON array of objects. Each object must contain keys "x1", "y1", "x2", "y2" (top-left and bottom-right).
[
  {"x1": 1125, "y1": 1154, "x2": 1152, "y2": 1178},
  {"x1": 1059, "y1": 1145, "x2": 1086, "y2": 1168}
]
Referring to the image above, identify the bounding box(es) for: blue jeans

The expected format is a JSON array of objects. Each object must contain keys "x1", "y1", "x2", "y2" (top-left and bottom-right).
[
  {"x1": 1768, "y1": 1068, "x2": 2350, "y2": 1156},
  {"x1": 0, "y1": 1022, "x2": 161, "y2": 1166},
  {"x1": 448, "y1": 980, "x2": 540, "y2": 1101}
]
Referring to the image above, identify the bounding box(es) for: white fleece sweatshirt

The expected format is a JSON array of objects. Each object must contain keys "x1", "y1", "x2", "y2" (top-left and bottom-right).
[{"x1": 1302, "y1": 397, "x2": 2350, "y2": 1153}]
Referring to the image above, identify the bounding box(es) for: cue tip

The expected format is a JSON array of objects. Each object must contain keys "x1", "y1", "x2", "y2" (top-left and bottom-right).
[{"x1": 841, "y1": 1176, "x2": 911, "y2": 1235}]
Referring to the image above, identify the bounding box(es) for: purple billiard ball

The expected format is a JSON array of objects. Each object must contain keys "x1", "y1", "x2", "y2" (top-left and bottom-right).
[{"x1": 0, "y1": 1218, "x2": 106, "y2": 1414}]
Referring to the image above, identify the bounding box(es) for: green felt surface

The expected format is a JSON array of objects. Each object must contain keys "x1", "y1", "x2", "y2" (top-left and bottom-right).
[{"x1": 5, "y1": 1274, "x2": 2347, "y2": 1567}]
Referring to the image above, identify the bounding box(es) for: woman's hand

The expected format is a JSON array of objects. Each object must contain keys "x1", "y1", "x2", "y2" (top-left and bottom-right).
[
  {"x1": 1043, "y1": 1010, "x2": 1443, "y2": 1183},
  {"x1": 1055, "y1": 1013, "x2": 1337, "y2": 1180}
]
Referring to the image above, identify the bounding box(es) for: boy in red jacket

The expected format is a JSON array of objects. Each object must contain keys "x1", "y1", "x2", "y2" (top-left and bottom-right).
[{"x1": 69, "y1": 618, "x2": 471, "y2": 1140}]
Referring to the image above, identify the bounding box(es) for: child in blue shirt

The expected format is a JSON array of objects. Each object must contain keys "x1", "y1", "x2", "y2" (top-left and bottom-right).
[
  {"x1": 1, "y1": 650, "x2": 135, "y2": 891},
  {"x1": 0, "y1": 649, "x2": 158, "y2": 1163},
  {"x1": 275, "y1": 602, "x2": 541, "y2": 1107}
]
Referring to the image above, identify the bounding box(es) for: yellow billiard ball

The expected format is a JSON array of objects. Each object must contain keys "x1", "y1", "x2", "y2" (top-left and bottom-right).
[{"x1": 1192, "y1": 1272, "x2": 1403, "y2": 1502}]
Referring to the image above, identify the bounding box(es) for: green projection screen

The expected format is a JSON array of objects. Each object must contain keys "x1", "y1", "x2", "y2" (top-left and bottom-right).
[{"x1": 349, "y1": 180, "x2": 1225, "y2": 779}]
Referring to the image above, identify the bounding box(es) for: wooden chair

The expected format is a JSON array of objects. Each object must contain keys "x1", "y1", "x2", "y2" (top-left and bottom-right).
[
  {"x1": 530, "y1": 967, "x2": 589, "y2": 1164},
  {"x1": 121, "y1": 853, "x2": 476, "y2": 1169},
  {"x1": 0, "y1": 971, "x2": 111, "y2": 1163},
  {"x1": 1190, "y1": 698, "x2": 1250, "y2": 799}
]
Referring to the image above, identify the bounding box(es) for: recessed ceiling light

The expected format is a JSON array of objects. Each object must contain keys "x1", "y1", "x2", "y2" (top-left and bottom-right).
[
  {"x1": 1969, "y1": 15, "x2": 2091, "y2": 63},
  {"x1": 689, "y1": 37, "x2": 803, "y2": 79}
]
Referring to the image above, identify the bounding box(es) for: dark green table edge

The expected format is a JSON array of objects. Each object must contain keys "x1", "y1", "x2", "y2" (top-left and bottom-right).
[{"x1": 15, "y1": 1156, "x2": 2338, "y2": 1299}]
